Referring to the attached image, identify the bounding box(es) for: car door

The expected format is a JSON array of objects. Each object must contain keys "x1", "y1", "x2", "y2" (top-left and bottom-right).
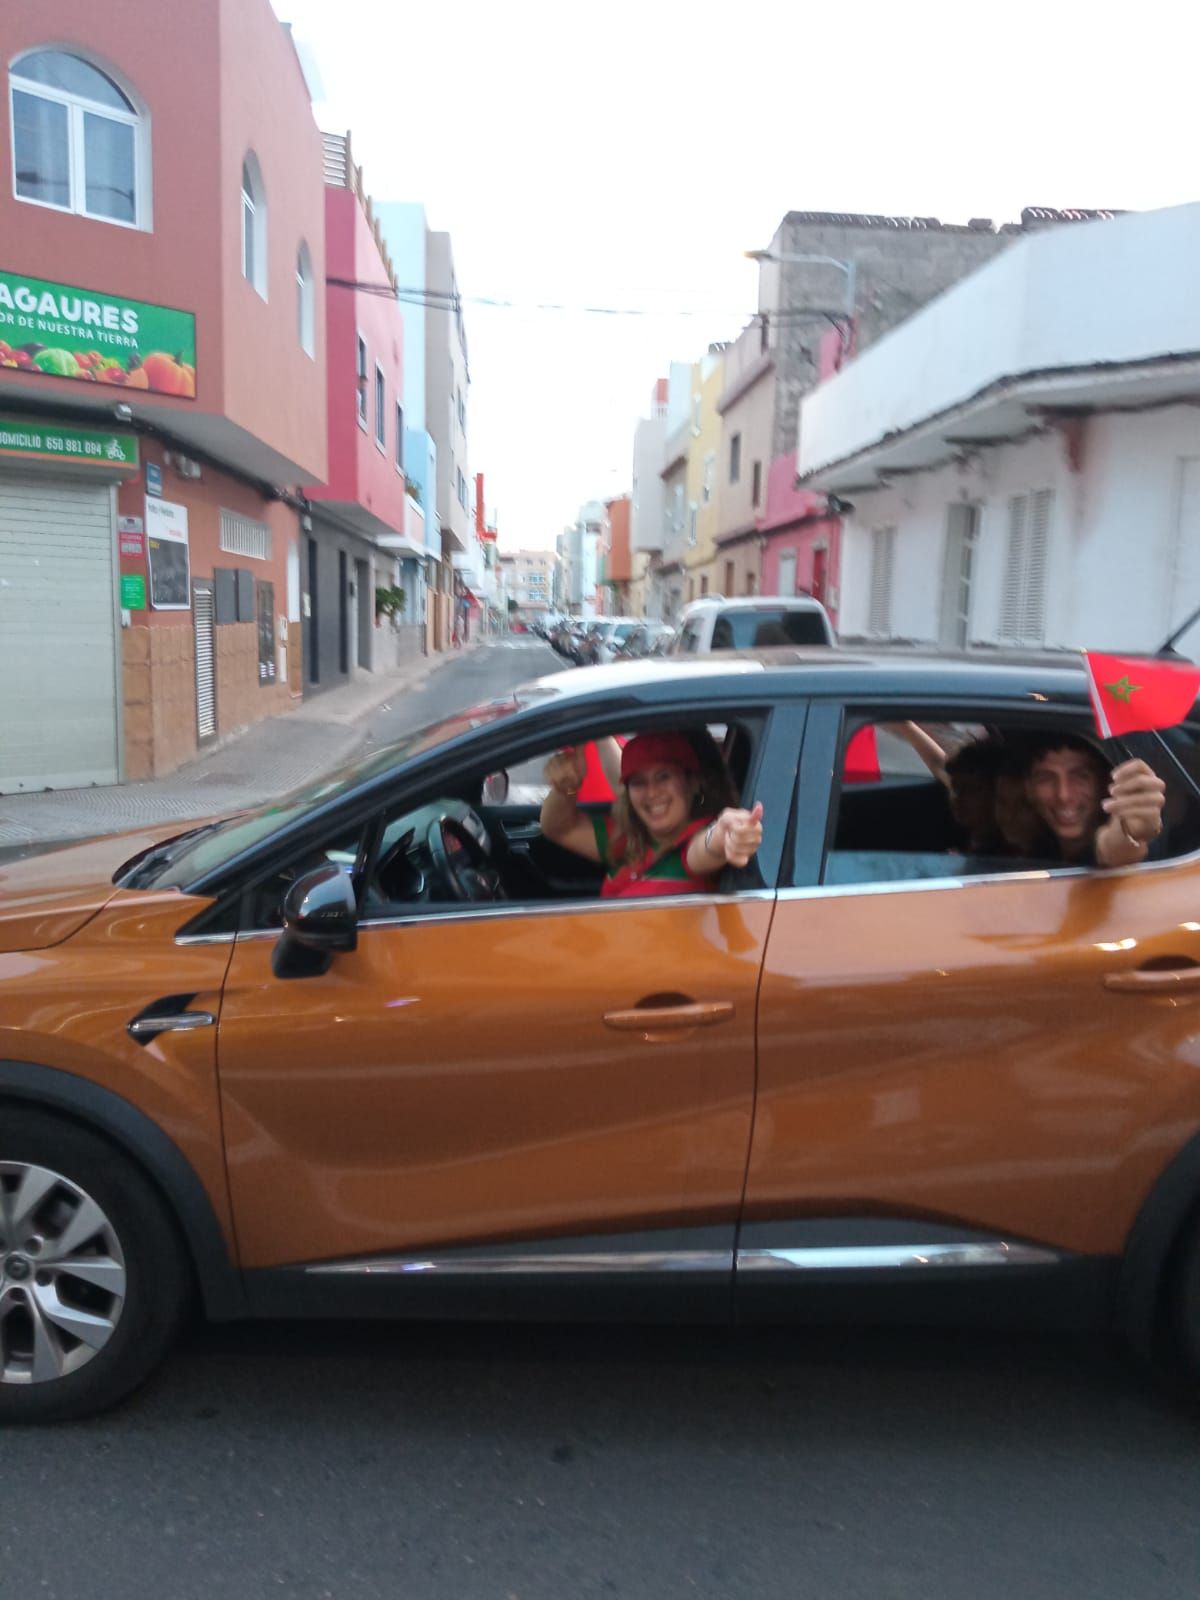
[
  {"x1": 214, "y1": 701, "x2": 801, "y2": 1315},
  {"x1": 742, "y1": 697, "x2": 1200, "y2": 1301}
]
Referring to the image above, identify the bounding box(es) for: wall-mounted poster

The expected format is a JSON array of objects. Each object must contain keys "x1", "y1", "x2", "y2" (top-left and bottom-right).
[
  {"x1": 146, "y1": 498, "x2": 191, "y2": 610},
  {"x1": 257, "y1": 580, "x2": 276, "y2": 684}
]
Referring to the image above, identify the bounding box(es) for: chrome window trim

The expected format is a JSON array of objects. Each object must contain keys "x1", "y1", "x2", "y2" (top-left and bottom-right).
[
  {"x1": 188, "y1": 888, "x2": 779, "y2": 944},
  {"x1": 736, "y1": 1241, "x2": 1062, "y2": 1272},
  {"x1": 780, "y1": 854, "x2": 1185, "y2": 901},
  {"x1": 307, "y1": 1249, "x2": 733, "y2": 1277}
]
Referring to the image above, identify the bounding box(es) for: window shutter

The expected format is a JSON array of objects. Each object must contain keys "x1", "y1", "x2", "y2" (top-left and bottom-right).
[
  {"x1": 1024, "y1": 490, "x2": 1052, "y2": 643},
  {"x1": 999, "y1": 495, "x2": 1027, "y2": 642},
  {"x1": 868, "y1": 527, "x2": 894, "y2": 636}
]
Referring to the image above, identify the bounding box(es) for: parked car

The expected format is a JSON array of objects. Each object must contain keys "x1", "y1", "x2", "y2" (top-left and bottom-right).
[
  {"x1": 616, "y1": 621, "x2": 674, "y2": 660},
  {"x1": 591, "y1": 618, "x2": 642, "y2": 665},
  {"x1": 5, "y1": 647, "x2": 1200, "y2": 1420},
  {"x1": 669, "y1": 595, "x2": 835, "y2": 654}
]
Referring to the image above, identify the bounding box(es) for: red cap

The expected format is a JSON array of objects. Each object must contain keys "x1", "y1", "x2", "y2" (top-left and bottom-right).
[{"x1": 620, "y1": 732, "x2": 700, "y2": 783}]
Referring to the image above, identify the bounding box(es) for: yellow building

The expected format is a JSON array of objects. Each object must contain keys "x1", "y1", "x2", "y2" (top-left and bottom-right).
[{"x1": 682, "y1": 345, "x2": 726, "y2": 604}]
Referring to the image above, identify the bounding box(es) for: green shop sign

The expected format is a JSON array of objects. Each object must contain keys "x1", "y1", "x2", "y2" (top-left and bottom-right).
[
  {"x1": 0, "y1": 269, "x2": 196, "y2": 398},
  {"x1": 120, "y1": 573, "x2": 147, "y2": 610},
  {"x1": 0, "y1": 416, "x2": 138, "y2": 468}
]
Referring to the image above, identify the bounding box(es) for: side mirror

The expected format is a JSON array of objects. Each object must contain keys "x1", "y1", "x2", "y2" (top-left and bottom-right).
[
  {"x1": 481, "y1": 770, "x2": 510, "y2": 805},
  {"x1": 273, "y1": 864, "x2": 358, "y2": 980}
]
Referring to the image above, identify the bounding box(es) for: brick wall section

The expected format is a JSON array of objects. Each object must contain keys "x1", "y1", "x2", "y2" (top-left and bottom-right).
[
  {"x1": 122, "y1": 622, "x2": 198, "y2": 779},
  {"x1": 216, "y1": 621, "x2": 291, "y2": 740},
  {"x1": 767, "y1": 217, "x2": 1018, "y2": 460}
]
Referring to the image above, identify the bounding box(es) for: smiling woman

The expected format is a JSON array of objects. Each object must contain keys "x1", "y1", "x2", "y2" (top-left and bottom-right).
[{"x1": 539, "y1": 729, "x2": 763, "y2": 898}]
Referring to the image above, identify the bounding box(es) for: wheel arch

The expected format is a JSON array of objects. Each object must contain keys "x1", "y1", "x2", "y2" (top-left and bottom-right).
[
  {"x1": 0, "y1": 1059, "x2": 246, "y2": 1321},
  {"x1": 1117, "y1": 1127, "x2": 1200, "y2": 1357}
]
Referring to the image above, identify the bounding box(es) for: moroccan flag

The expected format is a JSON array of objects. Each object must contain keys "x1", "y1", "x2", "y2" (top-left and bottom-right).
[{"x1": 1083, "y1": 650, "x2": 1200, "y2": 738}]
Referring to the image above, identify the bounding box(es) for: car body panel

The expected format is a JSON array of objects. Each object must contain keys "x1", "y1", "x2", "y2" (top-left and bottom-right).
[
  {"x1": 215, "y1": 897, "x2": 774, "y2": 1269},
  {"x1": 0, "y1": 825, "x2": 185, "y2": 951},
  {"x1": 0, "y1": 891, "x2": 239, "y2": 1254}
]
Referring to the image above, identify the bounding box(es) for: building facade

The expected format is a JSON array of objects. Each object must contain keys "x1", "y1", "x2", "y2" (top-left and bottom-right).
[
  {"x1": 798, "y1": 204, "x2": 1200, "y2": 655},
  {"x1": 0, "y1": 0, "x2": 327, "y2": 790},
  {"x1": 629, "y1": 377, "x2": 669, "y2": 618},
  {"x1": 657, "y1": 363, "x2": 695, "y2": 621},
  {"x1": 602, "y1": 494, "x2": 633, "y2": 613},
  {"x1": 426, "y1": 231, "x2": 470, "y2": 647},
  {"x1": 682, "y1": 347, "x2": 726, "y2": 603},
  {"x1": 374, "y1": 198, "x2": 442, "y2": 649},
  {"x1": 304, "y1": 135, "x2": 422, "y2": 695},
  {"x1": 499, "y1": 548, "x2": 556, "y2": 617}
]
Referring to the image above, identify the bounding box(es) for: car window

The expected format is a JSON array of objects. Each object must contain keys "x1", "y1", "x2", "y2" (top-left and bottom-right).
[
  {"x1": 677, "y1": 620, "x2": 703, "y2": 654},
  {"x1": 235, "y1": 714, "x2": 768, "y2": 929},
  {"x1": 738, "y1": 609, "x2": 829, "y2": 648},
  {"x1": 822, "y1": 711, "x2": 1199, "y2": 888}
]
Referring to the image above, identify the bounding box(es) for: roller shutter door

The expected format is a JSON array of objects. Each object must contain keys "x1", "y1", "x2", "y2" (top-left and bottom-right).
[{"x1": 0, "y1": 472, "x2": 120, "y2": 792}]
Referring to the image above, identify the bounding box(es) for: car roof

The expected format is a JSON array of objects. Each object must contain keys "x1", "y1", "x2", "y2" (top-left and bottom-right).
[
  {"x1": 518, "y1": 645, "x2": 1094, "y2": 707},
  {"x1": 680, "y1": 595, "x2": 829, "y2": 616}
]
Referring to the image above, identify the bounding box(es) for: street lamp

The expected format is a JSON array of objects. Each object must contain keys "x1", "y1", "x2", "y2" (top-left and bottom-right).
[{"x1": 744, "y1": 247, "x2": 857, "y2": 349}]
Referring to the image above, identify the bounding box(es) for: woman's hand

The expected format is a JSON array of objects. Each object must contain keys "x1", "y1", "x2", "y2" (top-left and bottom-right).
[
  {"x1": 544, "y1": 747, "x2": 587, "y2": 797},
  {"x1": 706, "y1": 803, "x2": 765, "y2": 868}
]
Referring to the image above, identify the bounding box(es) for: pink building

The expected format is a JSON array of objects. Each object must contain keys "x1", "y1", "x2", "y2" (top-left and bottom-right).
[
  {"x1": 0, "y1": 0, "x2": 327, "y2": 787},
  {"x1": 758, "y1": 453, "x2": 841, "y2": 625},
  {"x1": 304, "y1": 137, "x2": 422, "y2": 692}
]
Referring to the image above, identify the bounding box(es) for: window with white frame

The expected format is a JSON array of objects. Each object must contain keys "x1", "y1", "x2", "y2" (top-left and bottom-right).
[
  {"x1": 673, "y1": 483, "x2": 685, "y2": 533},
  {"x1": 999, "y1": 489, "x2": 1052, "y2": 645},
  {"x1": 867, "y1": 526, "x2": 896, "y2": 637},
  {"x1": 374, "y1": 363, "x2": 386, "y2": 449},
  {"x1": 10, "y1": 49, "x2": 147, "y2": 228},
  {"x1": 220, "y1": 510, "x2": 272, "y2": 561},
  {"x1": 356, "y1": 335, "x2": 368, "y2": 427},
  {"x1": 296, "y1": 242, "x2": 314, "y2": 356},
  {"x1": 703, "y1": 451, "x2": 715, "y2": 505},
  {"x1": 729, "y1": 432, "x2": 742, "y2": 484},
  {"x1": 241, "y1": 153, "x2": 267, "y2": 299},
  {"x1": 688, "y1": 503, "x2": 698, "y2": 546},
  {"x1": 395, "y1": 403, "x2": 405, "y2": 471}
]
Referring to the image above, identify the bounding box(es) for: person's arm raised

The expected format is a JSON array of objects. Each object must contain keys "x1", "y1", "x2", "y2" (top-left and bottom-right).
[
  {"x1": 686, "y1": 803, "x2": 765, "y2": 876},
  {"x1": 539, "y1": 748, "x2": 603, "y2": 861}
]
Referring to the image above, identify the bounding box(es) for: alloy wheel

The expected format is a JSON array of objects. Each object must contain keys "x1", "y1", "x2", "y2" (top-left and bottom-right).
[{"x1": 0, "y1": 1161, "x2": 127, "y2": 1386}]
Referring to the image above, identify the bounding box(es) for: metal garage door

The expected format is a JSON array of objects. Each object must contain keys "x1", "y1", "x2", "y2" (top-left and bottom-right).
[{"x1": 0, "y1": 472, "x2": 120, "y2": 793}]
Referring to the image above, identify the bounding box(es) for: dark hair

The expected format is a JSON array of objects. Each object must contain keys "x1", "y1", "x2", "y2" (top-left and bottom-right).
[
  {"x1": 1021, "y1": 732, "x2": 1109, "y2": 779},
  {"x1": 945, "y1": 739, "x2": 1005, "y2": 782}
]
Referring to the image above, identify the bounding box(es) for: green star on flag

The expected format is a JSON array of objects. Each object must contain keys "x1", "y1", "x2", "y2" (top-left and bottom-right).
[
  {"x1": 1103, "y1": 674, "x2": 1142, "y2": 705},
  {"x1": 1084, "y1": 650, "x2": 1200, "y2": 738}
]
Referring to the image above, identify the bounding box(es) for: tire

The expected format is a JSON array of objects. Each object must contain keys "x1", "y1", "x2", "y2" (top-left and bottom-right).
[{"x1": 0, "y1": 1108, "x2": 191, "y2": 1423}]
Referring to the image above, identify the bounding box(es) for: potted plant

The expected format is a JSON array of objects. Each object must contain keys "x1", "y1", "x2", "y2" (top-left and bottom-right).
[{"x1": 374, "y1": 585, "x2": 407, "y2": 625}]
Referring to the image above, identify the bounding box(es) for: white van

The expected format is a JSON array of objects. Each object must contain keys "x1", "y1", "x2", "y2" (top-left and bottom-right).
[{"x1": 669, "y1": 595, "x2": 835, "y2": 654}]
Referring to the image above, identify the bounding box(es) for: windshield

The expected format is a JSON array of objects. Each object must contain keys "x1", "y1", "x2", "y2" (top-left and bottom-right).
[{"x1": 144, "y1": 698, "x2": 523, "y2": 888}]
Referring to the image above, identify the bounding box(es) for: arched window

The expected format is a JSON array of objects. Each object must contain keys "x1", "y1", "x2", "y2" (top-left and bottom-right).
[
  {"x1": 296, "y1": 241, "x2": 314, "y2": 356},
  {"x1": 241, "y1": 153, "x2": 267, "y2": 300},
  {"x1": 9, "y1": 49, "x2": 147, "y2": 227}
]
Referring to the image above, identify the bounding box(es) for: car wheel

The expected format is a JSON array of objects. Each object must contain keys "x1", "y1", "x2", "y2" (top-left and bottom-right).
[{"x1": 0, "y1": 1109, "x2": 191, "y2": 1423}]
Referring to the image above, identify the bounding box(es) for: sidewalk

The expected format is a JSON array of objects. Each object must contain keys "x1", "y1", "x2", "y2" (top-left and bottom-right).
[{"x1": 0, "y1": 646, "x2": 459, "y2": 848}]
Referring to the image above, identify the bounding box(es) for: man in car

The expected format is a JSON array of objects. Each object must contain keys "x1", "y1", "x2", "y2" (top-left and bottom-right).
[{"x1": 1023, "y1": 735, "x2": 1166, "y2": 868}]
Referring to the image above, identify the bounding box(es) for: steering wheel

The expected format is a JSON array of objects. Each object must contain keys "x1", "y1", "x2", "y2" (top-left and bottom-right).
[{"x1": 426, "y1": 815, "x2": 505, "y2": 902}]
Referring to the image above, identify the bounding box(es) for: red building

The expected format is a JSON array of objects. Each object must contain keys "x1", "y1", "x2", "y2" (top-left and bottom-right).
[
  {"x1": 304, "y1": 136, "x2": 421, "y2": 693},
  {"x1": 0, "y1": 0, "x2": 327, "y2": 788},
  {"x1": 758, "y1": 453, "x2": 841, "y2": 625},
  {"x1": 604, "y1": 494, "x2": 633, "y2": 613}
]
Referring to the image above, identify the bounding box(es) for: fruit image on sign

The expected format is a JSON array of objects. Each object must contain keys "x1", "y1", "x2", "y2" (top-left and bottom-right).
[{"x1": 0, "y1": 269, "x2": 196, "y2": 399}]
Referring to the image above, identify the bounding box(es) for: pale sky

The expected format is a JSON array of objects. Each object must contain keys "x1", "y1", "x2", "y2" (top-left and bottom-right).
[{"x1": 275, "y1": 0, "x2": 1199, "y2": 550}]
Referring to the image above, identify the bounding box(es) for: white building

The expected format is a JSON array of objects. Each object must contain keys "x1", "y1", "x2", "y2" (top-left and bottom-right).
[
  {"x1": 557, "y1": 501, "x2": 605, "y2": 615},
  {"x1": 798, "y1": 202, "x2": 1200, "y2": 658}
]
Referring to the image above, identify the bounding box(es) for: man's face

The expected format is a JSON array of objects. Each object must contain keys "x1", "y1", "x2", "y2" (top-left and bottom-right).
[{"x1": 1027, "y1": 748, "x2": 1105, "y2": 845}]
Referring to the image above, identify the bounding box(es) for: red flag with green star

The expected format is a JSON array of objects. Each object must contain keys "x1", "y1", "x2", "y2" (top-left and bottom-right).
[{"x1": 1083, "y1": 650, "x2": 1200, "y2": 738}]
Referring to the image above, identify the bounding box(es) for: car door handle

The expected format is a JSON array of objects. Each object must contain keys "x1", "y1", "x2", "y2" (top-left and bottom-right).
[
  {"x1": 603, "y1": 1000, "x2": 735, "y2": 1032},
  {"x1": 1104, "y1": 965, "x2": 1200, "y2": 994}
]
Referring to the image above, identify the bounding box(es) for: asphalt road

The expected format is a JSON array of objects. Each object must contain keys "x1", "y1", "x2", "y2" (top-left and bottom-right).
[{"x1": 6, "y1": 639, "x2": 1200, "y2": 1597}]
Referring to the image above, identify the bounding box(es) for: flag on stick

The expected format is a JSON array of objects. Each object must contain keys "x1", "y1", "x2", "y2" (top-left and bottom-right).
[{"x1": 1083, "y1": 650, "x2": 1200, "y2": 739}]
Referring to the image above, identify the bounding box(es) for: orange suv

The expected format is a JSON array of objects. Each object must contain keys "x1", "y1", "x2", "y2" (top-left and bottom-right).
[{"x1": 5, "y1": 649, "x2": 1200, "y2": 1420}]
